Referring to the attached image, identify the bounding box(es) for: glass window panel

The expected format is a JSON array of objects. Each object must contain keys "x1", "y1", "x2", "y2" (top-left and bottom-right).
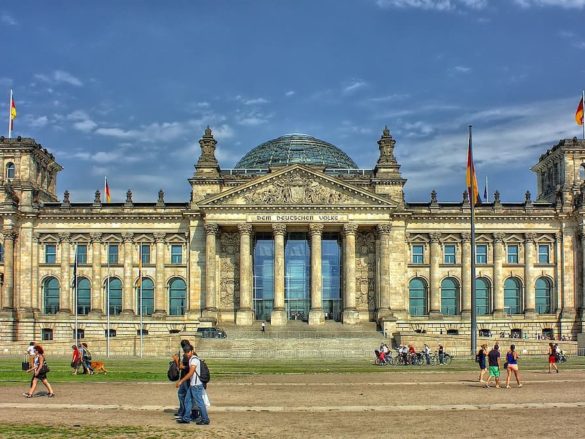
[
  {"x1": 6, "y1": 162, "x2": 15, "y2": 179},
  {"x1": 285, "y1": 232, "x2": 309, "y2": 320},
  {"x1": 322, "y1": 234, "x2": 341, "y2": 300},
  {"x1": 43, "y1": 277, "x2": 60, "y2": 314},
  {"x1": 475, "y1": 277, "x2": 490, "y2": 315},
  {"x1": 504, "y1": 277, "x2": 522, "y2": 314},
  {"x1": 476, "y1": 244, "x2": 488, "y2": 264},
  {"x1": 76, "y1": 245, "x2": 88, "y2": 264},
  {"x1": 105, "y1": 277, "x2": 122, "y2": 315},
  {"x1": 169, "y1": 277, "x2": 186, "y2": 316},
  {"x1": 108, "y1": 244, "x2": 119, "y2": 264},
  {"x1": 409, "y1": 278, "x2": 427, "y2": 316},
  {"x1": 535, "y1": 277, "x2": 552, "y2": 314},
  {"x1": 76, "y1": 277, "x2": 91, "y2": 315},
  {"x1": 141, "y1": 244, "x2": 151, "y2": 264},
  {"x1": 441, "y1": 277, "x2": 459, "y2": 315},
  {"x1": 253, "y1": 233, "x2": 274, "y2": 321},
  {"x1": 136, "y1": 278, "x2": 154, "y2": 316},
  {"x1": 538, "y1": 245, "x2": 550, "y2": 264},
  {"x1": 507, "y1": 245, "x2": 518, "y2": 264},
  {"x1": 444, "y1": 244, "x2": 456, "y2": 264},
  {"x1": 0, "y1": 244, "x2": 3, "y2": 262},
  {"x1": 45, "y1": 244, "x2": 56, "y2": 264},
  {"x1": 171, "y1": 245, "x2": 182, "y2": 264},
  {"x1": 412, "y1": 244, "x2": 424, "y2": 264}
]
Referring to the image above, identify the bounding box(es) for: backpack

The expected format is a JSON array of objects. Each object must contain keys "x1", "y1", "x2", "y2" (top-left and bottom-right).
[
  {"x1": 167, "y1": 360, "x2": 180, "y2": 382},
  {"x1": 195, "y1": 357, "x2": 210, "y2": 388}
]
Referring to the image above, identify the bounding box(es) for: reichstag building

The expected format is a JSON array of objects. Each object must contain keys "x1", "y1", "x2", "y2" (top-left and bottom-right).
[{"x1": 0, "y1": 127, "x2": 584, "y2": 342}]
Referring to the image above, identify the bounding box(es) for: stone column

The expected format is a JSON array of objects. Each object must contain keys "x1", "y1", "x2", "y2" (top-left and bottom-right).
[
  {"x1": 524, "y1": 233, "x2": 536, "y2": 317},
  {"x1": 461, "y1": 233, "x2": 471, "y2": 317},
  {"x1": 493, "y1": 233, "x2": 505, "y2": 317},
  {"x1": 202, "y1": 223, "x2": 219, "y2": 322},
  {"x1": 562, "y1": 228, "x2": 576, "y2": 317},
  {"x1": 555, "y1": 232, "x2": 562, "y2": 314},
  {"x1": 429, "y1": 232, "x2": 442, "y2": 318},
  {"x1": 90, "y1": 233, "x2": 103, "y2": 315},
  {"x1": 271, "y1": 223, "x2": 287, "y2": 326},
  {"x1": 309, "y1": 223, "x2": 324, "y2": 325},
  {"x1": 58, "y1": 232, "x2": 71, "y2": 314},
  {"x1": 1, "y1": 230, "x2": 16, "y2": 311},
  {"x1": 342, "y1": 223, "x2": 359, "y2": 324},
  {"x1": 32, "y1": 233, "x2": 40, "y2": 311},
  {"x1": 121, "y1": 232, "x2": 134, "y2": 315},
  {"x1": 236, "y1": 224, "x2": 254, "y2": 325},
  {"x1": 376, "y1": 224, "x2": 393, "y2": 321},
  {"x1": 153, "y1": 232, "x2": 167, "y2": 316}
]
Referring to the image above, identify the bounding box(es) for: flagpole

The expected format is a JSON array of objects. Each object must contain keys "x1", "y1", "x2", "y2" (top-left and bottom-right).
[
  {"x1": 106, "y1": 245, "x2": 110, "y2": 358},
  {"x1": 8, "y1": 89, "x2": 12, "y2": 139},
  {"x1": 469, "y1": 126, "x2": 478, "y2": 357},
  {"x1": 74, "y1": 245, "x2": 78, "y2": 347},
  {"x1": 139, "y1": 243, "x2": 143, "y2": 359},
  {"x1": 485, "y1": 176, "x2": 489, "y2": 203}
]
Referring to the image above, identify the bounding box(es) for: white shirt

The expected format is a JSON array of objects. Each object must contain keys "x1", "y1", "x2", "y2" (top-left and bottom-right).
[
  {"x1": 189, "y1": 356, "x2": 202, "y2": 386},
  {"x1": 27, "y1": 346, "x2": 35, "y2": 356}
]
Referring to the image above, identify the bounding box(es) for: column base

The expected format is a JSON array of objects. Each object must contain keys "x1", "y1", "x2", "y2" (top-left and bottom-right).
[
  {"x1": 89, "y1": 309, "x2": 104, "y2": 318},
  {"x1": 120, "y1": 309, "x2": 135, "y2": 317},
  {"x1": 492, "y1": 309, "x2": 506, "y2": 318},
  {"x1": 342, "y1": 309, "x2": 360, "y2": 324},
  {"x1": 185, "y1": 309, "x2": 202, "y2": 320},
  {"x1": 152, "y1": 310, "x2": 168, "y2": 319},
  {"x1": 236, "y1": 308, "x2": 255, "y2": 325},
  {"x1": 428, "y1": 310, "x2": 443, "y2": 319},
  {"x1": 460, "y1": 310, "x2": 471, "y2": 319},
  {"x1": 57, "y1": 309, "x2": 72, "y2": 316},
  {"x1": 270, "y1": 309, "x2": 287, "y2": 326},
  {"x1": 308, "y1": 309, "x2": 325, "y2": 326},
  {"x1": 0, "y1": 308, "x2": 15, "y2": 318},
  {"x1": 524, "y1": 309, "x2": 536, "y2": 319},
  {"x1": 201, "y1": 308, "x2": 218, "y2": 324},
  {"x1": 376, "y1": 308, "x2": 395, "y2": 322},
  {"x1": 561, "y1": 308, "x2": 576, "y2": 319}
]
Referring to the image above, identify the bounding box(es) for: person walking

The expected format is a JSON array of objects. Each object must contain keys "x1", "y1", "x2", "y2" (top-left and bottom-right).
[
  {"x1": 505, "y1": 344, "x2": 522, "y2": 388},
  {"x1": 26, "y1": 342, "x2": 36, "y2": 369},
  {"x1": 485, "y1": 344, "x2": 501, "y2": 388},
  {"x1": 477, "y1": 344, "x2": 488, "y2": 383},
  {"x1": 23, "y1": 345, "x2": 54, "y2": 398},
  {"x1": 81, "y1": 343, "x2": 94, "y2": 375},
  {"x1": 175, "y1": 345, "x2": 210, "y2": 425},
  {"x1": 174, "y1": 339, "x2": 197, "y2": 421},
  {"x1": 71, "y1": 345, "x2": 82, "y2": 375},
  {"x1": 548, "y1": 343, "x2": 559, "y2": 373},
  {"x1": 261, "y1": 322, "x2": 266, "y2": 333}
]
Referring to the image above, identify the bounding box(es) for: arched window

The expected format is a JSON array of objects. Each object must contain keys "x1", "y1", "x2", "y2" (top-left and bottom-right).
[
  {"x1": 136, "y1": 278, "x2": 154, "y2": 316},
  {"x1": 535, "y1": 277, "x2": 552, "y2": 314},
  {"x1": 504, "y1": 277, "x2": 522, "y2": 314},
  {"x1": 43, "y1": 277, "x2": 60, "y2": 314},
  {"x1": 76, "y1": 277, "x2": 91, "y2": 315},
  {"x1": 441, "y1": 277, "x2": 459, "y2": 315},
  {"x1": 5, "y1": 162, "x2": 15, "y2": 179},
  {"x1": 169, "y1": 277, "x2": 186, "y2": 316},
  {"x1": 104, "y1": 277, "x2": 122, "y2": 315},
  {"x1": 409, "y1": 278, "x2": 427, "y2": 316},
  {"x1": 475, "y1": 277, "x2": 491, "y2": 315}
]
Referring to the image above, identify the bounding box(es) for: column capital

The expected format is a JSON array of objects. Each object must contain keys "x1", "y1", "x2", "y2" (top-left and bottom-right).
[
  {"x1": 204, "y1": 223, "x2": 219, "y2": 236},
  {"x1": 2, "y1": 231, "x2": 17, "y2": 241},
  {"x1": 121, "y1": 232, "x2": 134, "y2": 243},
  {"x1": 309, "y1": 223, "x2": 324, "y2": 236},
  {"x1": 461, "y1": 232, "x2": 471, "y2": 243},
  {"x1": 555, "y1": 231, "x2": 562, "y2": 241},
  {"x1": 272, "y1": 223, "x2": 287, "y2": 236},
  {"x1": 525, "y1": 232, "x2": 536, "y2": 243},
  {"x1": 493, "y1": 232, "x2": 505, "y2": 243},
  {"x1": 153, "y1": 232, "x2": 166, "y2": 243},
  {"x1": 32, "y1": 232, "x2": 41, "y2": 243},
  {"x1": 376, "y1": 224, "x2": 392, "y2": 235},
  {"x1": 237, "y1": 223, "x2": 253, "y2": 235},
  {"x1": 58, "y1": 232, "x2": 71, "y2": 243},
  {"x1": 89, "y1": 232, "x2": 102, "y2": 243},
  {"x1": 429, "y1": 232, "x2": 441, "y2": 243},
  {"x1": 342, "y1": 223, "x2": 358, "y2": 236}
]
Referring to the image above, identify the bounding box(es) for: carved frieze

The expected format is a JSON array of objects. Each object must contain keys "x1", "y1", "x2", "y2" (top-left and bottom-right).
[{"x1": 356, "y1": 231, "x2": 376, "y2": 311}]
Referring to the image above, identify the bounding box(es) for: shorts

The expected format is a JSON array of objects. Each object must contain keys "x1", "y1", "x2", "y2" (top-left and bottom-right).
[
  {"x1": 507, "y1": 364, "x2": 518, "y2": 371},
  {"x1": 548, "y1": 355, "x2": 556, "y2": 364},
  {"x1": 489, "y1": 366, "x2": 500, "y2": 377}
]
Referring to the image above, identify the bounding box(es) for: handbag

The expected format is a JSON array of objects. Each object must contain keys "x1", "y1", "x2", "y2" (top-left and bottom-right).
[
  {"x1": 39, "y1": 359, "x2": 50, "y2": 374},
  {"x1": 503, "y1": 362, "x2": 509, "y2": 369},
  {"x1": 21, "y1": 356, "x2": 29, "y2": 371}
]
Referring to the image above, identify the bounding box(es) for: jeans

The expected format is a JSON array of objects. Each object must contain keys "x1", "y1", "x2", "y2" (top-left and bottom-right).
[
  {"x1": 424, "y1": 353, "x2": 430, "y2": 365},
  {"x1": 183, "y1": 385, "x2": 209, "y2": 423},
  {"x1": 177, "y1": 381, "x2": 189, "y2": 417}
]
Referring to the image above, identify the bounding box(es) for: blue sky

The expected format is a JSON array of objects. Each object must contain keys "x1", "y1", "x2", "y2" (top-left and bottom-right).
[{"x1": 1, "y1": 0, "x2": 585, "y2": 203}]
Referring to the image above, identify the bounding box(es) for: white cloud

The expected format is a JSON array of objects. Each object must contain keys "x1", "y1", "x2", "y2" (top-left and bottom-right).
[
  {"x1": 1, "y1": 13, "x2": 17, "y2": 26},
  {"x1": 28, "y1": 116, "x2": 49, "y2": 128},
  {"x1": 514, "y1": 0, "x2": 585, "y2": 8},
  {"x1": 342, "y1": 80, "x2": 368, "y2": 94},
  {"x1": 67, "y1": 110, "x2": 97, "y2": 133},
  {"x1": 35, "y1": 70, "x2": 83, "y2": 87},
  {"x1": 243, "y1": 97, "x2": 269, "y2": 105},
  {"x1": 453, "y1": 65, "x2": 472, "y2": 73},
  {"x1": 375, "y1": 0, "x2": 487, "y2": 10},
  {"x1": 285, "y1": 90, "x2": 296, "y2": 97}
]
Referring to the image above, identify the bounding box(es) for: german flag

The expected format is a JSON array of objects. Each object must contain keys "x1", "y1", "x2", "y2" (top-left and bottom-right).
[
  {"x1": 466, "y1": 127, "x2": 481, "y2": 206},
  {"x1": 576, "y1": 96, "x2": 584, "y2": 126}
]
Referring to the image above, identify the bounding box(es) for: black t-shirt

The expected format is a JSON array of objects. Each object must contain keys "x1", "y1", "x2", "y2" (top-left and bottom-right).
[
  {"x1": 488, "y1": 350, "x2": 500, "y2": 367},
  {"x1": 179, "y1": 353, "x2": 189, "y2": 379}
]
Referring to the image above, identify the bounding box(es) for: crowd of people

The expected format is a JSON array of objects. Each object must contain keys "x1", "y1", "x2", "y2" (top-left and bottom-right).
[{"x1": 70, "y1": 343, "x2": 94, "y2": 375}]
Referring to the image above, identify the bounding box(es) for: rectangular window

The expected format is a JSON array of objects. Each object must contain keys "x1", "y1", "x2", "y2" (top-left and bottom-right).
[
  {"x1": 507, "y1": 245, "x2": 519, "y2": 264},
  {"x1": 76, "y1": 244, "x2": 88, "y2": 264},
  {"x1": 0, "y1": 244, "x2": 3, "y2": 262},
  {"x1": 444, "y1": 244, "x2": 456, "y2": 264},
  {"x1": 141, "y1": 244, "x2": 150, "y2": 264},
  {"x1": 171, "y1": 244, "x2": 182, "y2": 264},
  {"x1": 108, "y1": 244, "x2": 119, "y2": 264},
  {"x1": 538, "y1": 244, "x2": 550, "y2": 264},
  {"x1": 41, "y1": 328, "x2": 53, "y2": 341},
  {"x1": 476, "y1": 244, "x2": 488, "y2": 264},
  {"x1": 412, "y1": 244, "x2": 424, "y2": 264},
  {"x1": 45, "y1": 244, "x2": 56, "y2": 264}
]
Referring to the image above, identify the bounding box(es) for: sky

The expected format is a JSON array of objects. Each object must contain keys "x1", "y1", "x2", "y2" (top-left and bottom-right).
[{"x1": 1, "y1": 0, "x2": 585, "y2": 203}]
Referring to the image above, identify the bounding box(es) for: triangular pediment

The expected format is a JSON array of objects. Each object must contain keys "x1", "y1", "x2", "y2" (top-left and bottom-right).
[{"x1": 199, "y1": 165, "x2": 395, "y2": 208}]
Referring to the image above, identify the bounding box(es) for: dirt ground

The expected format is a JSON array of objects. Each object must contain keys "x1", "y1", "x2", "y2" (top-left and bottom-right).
[{"x1": 2, "y1": 369, "x2": 585, "y2": 438}]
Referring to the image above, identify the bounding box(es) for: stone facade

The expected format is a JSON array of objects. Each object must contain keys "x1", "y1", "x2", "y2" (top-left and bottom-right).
[{"x1": 0, "y1": 130, "x2": 585, "y2": 343}]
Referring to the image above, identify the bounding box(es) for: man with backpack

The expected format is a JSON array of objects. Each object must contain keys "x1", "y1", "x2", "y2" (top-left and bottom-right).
[
  {"x1": 175, "y1": 345, "x2": 210, "y2": 425},
  {"x1": 173, "y1": 340, "x2": 194, "y2": 421}
]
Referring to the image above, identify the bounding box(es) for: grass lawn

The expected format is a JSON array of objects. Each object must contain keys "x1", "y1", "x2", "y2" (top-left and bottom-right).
[
  {"x1": 0, "y1": 424, "x2": 169, "y2": 439},
  {"x1": 0, "y1": 355, "x2": 583, "y2": 384}
]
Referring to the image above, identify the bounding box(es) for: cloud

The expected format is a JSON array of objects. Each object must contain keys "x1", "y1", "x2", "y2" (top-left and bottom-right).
[
  {"x1": 364, "y1": 94, "x2": 410, "y2": 104},
  {"x1": 285, "y1": 90, "x2": 296, "y2": 97},
  {"x1": 514, "y1": 0, "x2": 585, "y2": 8},
  {"x1": 28, "y1": 116, "x2": 49, "y2": 128},
  {"x1": 0, "y1": 77, "x2": 12, "y2": 87},
  {"x1": 1, "y1": 13, "x2": 17, "y2": 26},
  {"x1": 236, "y1": 110, "x2": 272, "y2": 126},
  {"x1": 375, "y1": 0, "x2": 487, "y2": 10},
  {"x1": 342, "y1": 80, "x2": 368, "y2": 94},
  {"x1": 67, "y1": 110, "x2": 98, "y2": 133},
  {"x1": 35, "y1": 70, "x2": 83, "y2": 87},
  {"x1": 243, "y1": 97, "x2": 269, "y2": 105},
  {"x1": 453, "y1": 65, "x2": 472, "y2": 73}
]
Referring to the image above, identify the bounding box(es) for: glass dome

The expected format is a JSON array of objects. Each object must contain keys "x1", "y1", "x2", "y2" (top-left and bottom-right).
[{"x1": 234, "y1": 134, "x2": 358, "y2": 169}]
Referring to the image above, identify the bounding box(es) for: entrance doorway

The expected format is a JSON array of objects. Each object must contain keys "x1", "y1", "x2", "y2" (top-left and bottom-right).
[{"x1": 285, "y1": 232, "x2": 310, "y2": 321}]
